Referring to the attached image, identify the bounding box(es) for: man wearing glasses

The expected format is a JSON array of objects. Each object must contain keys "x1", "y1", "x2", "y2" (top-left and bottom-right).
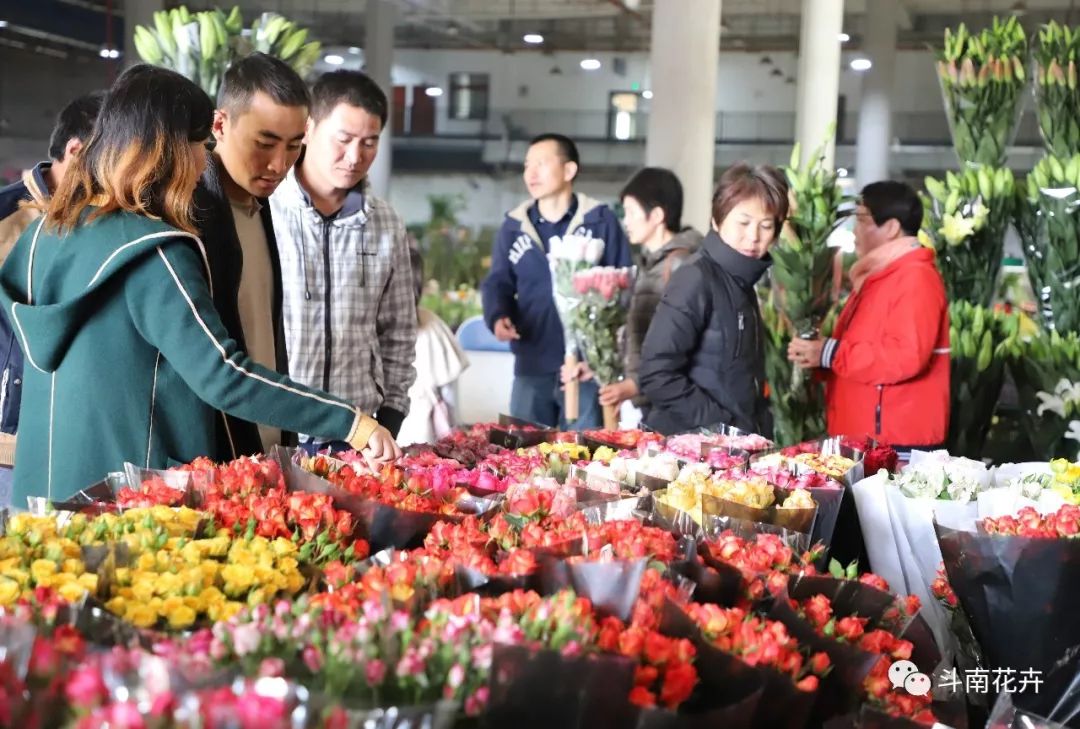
[
  {"x1": 787, "y1": 181, "x2": 950, "y2": 454},
  {"x1": 271, "y1": 70, "x2": 416, "y2": 452}
]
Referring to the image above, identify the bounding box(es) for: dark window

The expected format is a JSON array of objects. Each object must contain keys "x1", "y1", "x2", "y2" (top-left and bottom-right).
[{"x1": 448, "y1": 72, "x2": 490, "y2": 120}]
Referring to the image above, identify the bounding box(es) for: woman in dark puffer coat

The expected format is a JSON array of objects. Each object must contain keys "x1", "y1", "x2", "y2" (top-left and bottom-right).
[{"x1": 639, "y1": 163, "x2": 789, "y2": 436}]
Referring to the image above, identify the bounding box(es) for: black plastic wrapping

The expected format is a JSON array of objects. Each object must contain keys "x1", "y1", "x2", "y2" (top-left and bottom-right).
[
  {"x1": 51, "y1": 473, "x2": 125, "y2": 512},
  {"x1": 534, "y1": 556, "x2": 648, "y2": 621},
  {"x1": 484, "y1": 643, "x2": 637, "y2": 729},
  {"x1": 768, "y1": 584, "x2": 887, "y2": 722},
  {"x1": 659, "y1": 599, "x2": 817, "y2": 729},
  {"x1": 632, "y1": 687, "x2": 764, "y2": 729},
  {"x1": 452, "y1": 565, "x2": 536, "y2": 597},
  {"x1": 936, "y1": 521, "x2": 1080, "y2": 722}
]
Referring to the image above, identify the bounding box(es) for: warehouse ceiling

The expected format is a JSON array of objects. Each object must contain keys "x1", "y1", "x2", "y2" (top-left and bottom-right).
[{"x1": 3, "y1": 0, "x2": 1080, "y2": 61}]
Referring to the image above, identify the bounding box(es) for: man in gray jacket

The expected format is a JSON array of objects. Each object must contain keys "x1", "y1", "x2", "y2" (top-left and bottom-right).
[{"x1": 270, "y1": 70, "x2": 416, "y2": 444}]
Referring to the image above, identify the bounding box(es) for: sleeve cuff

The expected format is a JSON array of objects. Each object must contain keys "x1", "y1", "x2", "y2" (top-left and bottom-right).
[
  {"x1": 821, "y1": 338, "x2": 840, "y2": 369},
  {"x1": 346, "y1": 413, "x2": 380, "y2": 451},
  {"x1": 376, "y1": 406, "x2": 407, "y2": 438}
]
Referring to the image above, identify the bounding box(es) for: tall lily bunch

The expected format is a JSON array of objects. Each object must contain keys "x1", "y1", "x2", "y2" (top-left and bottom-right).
[{"x1": 936, "y1": 17, "x2": 1028, "y2": 167}]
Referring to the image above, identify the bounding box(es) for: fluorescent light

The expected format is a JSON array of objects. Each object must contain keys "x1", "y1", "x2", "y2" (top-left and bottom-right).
[
  {"x1": 110, "y1": 49, "x2": 120, "y2": 58},
  {"x1": 98, "y1": 47, "x2": 110, "y2": 58},
  {"x1": 580, "y1": 58, "x2": 601, "y2": 71},
  {"x1": 850, "y1": 58, "x2": 872, "y2": 71},
  {"x1": 642, "y1": 89, "x2": 653, "y2": 99},
  {"x1": 0, "y1": 20, "x2": 8, "y2": 28},
  {"x1": 523, "y1": 33, "x2": 544, "y2": 44},
  {"x1": 838, "y1": 32, "x2": 850, "y2": 42},
  {"x1": 425, "y1": 86, "x2": 443, "y2": 97},
  {"x1": 348, "y1": 46, "x2": 361, "y2": 54},
  {"x1": 324, "y1": 54, "x2": 345, "y2": 65},
  {"x1": 837, "y1": 167, "x2": 849, "y2": 178}
]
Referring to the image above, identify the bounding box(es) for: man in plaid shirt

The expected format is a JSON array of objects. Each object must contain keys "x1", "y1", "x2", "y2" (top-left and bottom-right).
[{"x1": 270, "y1": 70, "x2": 417, "y2": 446}]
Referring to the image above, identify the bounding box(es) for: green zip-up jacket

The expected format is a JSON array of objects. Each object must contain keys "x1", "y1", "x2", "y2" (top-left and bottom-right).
[{"x1": 0, "y1": 210, "x2": 363, "y2": 503}]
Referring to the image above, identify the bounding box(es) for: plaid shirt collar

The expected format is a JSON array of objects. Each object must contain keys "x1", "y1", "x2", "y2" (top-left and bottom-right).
[{"x1": 293, "y1": 164, "x2": 370, "y2": 223}]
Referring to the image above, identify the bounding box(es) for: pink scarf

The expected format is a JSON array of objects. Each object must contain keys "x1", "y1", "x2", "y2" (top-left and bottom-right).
[{"x1": 849, "y1": 236, "x2": 922, "y2": 292}]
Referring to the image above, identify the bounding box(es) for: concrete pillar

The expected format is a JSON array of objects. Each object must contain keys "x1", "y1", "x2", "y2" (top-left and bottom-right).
[
  {"x1": 855, "y1": 0, "x2": 898, "y2": 187},
  {"x1": 365, "y1": 0, "x2": 396, "y2": 198},
  {"x1": 794, "y1": 0, "x2": 844, "y2": 170},
  {"x1": 645, "y1": 0, "x2": 722, "y2": 232},
  {"x1": 123, "y1": 0, "x2": 163, "y2": 68}
]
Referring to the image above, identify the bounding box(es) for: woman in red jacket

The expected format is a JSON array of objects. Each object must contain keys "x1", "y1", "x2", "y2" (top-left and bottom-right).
[{"x1": 788, "y1": 181, "x2": 949, "y2": 450}]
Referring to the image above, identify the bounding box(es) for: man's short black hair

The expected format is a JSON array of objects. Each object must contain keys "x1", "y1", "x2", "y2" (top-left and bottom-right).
[
  {"x1": 310, "y1": 70, "x2": 388, "y2": 128},
  {"x1": 529, "y1": 133, "x2": 580, "y2": 170},
  {"x1": 48, "y1": 91, "x2": 105, "y2": 161},
  {"x1": 218, "y1": 52, "x2": 311, "y2": 116},
  {"x1": 620, "y1": 167, "x2": 684, "y2": 233},
  {"x1": 860, "y1": 180, "x2": 923, "y2": 237}
]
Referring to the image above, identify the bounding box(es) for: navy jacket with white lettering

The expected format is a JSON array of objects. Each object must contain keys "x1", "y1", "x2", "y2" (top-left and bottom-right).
[{"x1": 480, "y1": 194, "x2": 631, "y2": 376}]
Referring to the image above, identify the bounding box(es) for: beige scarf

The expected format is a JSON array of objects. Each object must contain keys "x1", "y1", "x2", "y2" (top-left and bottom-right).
[{"x1": 849, "y1": 236, "x2": 921, "y2": 292}]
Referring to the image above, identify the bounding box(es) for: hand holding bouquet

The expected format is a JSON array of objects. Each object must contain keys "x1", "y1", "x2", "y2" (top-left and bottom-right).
[{"x1": 571, "y1": 266, "x2": 633, "y2": 429}]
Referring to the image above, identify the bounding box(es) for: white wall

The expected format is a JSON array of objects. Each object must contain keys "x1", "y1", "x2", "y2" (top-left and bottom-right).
[{"x1": 385, "y1": 47, "x2": 947, "y2": 137}]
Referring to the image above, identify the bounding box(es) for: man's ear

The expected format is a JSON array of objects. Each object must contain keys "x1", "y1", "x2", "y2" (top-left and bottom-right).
[
  {"x1": 63, "y1": 137, "x2": 83, "y2": 162},
  {"x1": 304, "y1": 116, "x2": 315, "y2": 145},
  {"x1": 884, "y1": 218, "x2": 903, "y2": 240},
  {"x1": 212, "y1": 109, "x2": 228, "y2": 143},
  {"x1": 563, "y1": 160, "x2": 579, "y2": 184}
]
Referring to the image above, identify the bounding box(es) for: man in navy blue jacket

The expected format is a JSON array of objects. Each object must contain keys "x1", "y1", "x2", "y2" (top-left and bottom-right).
[
  {"x1": 481, "y1": 134, "x2": 631, "y2": 429},
  {"x1": 0, "y1": 91, "x2": 103, "y2": 504}
]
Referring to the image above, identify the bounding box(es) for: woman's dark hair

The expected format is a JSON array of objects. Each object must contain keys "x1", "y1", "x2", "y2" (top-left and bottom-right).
[
  {"x1": 711, "y1": 162, "x2": 790, "y2": 230},
  {"x1": 48, "y1": 91, "x2": 106, "y2": 162},
  {"x1": 45, "y1": 64, "x2": 213, "y2": 235},
  {"x1": 859, "y1": 181, "x2": 923, "y2": 237},
  {"x1": 620, "y1": 167, "x2": 684, "y2": 232},
  {"x1": 218, "y1": 52, "x2": 311, "y2": 116},
  {"x1": 310, "y1": 70, "x2": 388, "y2": 128},
  {"x1": 409, "y1": 246, "x2": 424, "y2": 308}
]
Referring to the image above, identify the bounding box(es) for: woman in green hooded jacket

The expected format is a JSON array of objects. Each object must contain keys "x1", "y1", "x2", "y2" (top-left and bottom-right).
[{"x1": 0, "y1": 65, "x2": 399, "y2": 504}]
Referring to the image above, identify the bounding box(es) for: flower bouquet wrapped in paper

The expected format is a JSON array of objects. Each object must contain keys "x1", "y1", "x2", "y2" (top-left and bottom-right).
[
  {"x1": 549, "y1": 234, "x2": 606, "y2": 421},
  {"x1": 571, "y1": 266, "x2": 634, "y2": 430}
]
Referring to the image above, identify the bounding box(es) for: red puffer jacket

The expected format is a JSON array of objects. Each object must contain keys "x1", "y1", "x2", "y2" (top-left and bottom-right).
[{"x1": 822, "y1": 247, "x2": 950, "y2": 447}]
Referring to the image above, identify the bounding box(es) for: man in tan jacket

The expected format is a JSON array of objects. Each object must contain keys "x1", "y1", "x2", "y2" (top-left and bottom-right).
[{"x1": 0, "y1": 91, "x2": 103, "y2": 503}]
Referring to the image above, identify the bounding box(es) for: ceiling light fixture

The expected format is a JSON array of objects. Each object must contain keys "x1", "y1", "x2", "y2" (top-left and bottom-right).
[
  {"x1": 760, "y1": 55, "x2": 772, "y2": 64},
  {"x1": 98, "y1": 47, "x2": 119, "y2": 59},
  {"x1": 324, "y1": 54, "x2": 345, "y2": 65},
  {"x1": 850, "y1": 58, "x2": 872, "y2": 71},
  {"x1": 642, "y1": 89, "x2": 653, "y2": 99},
  {"x1": 348, "y1": 46, "x2": 361, "y2": 54},
  {"x1": 770, "y1": 67, "x2": 783, "y2": 77},
  {"x1": 580, "y1": 58, "x2": 601, "y2": 71},
  {"x1": 523, "y1": 33, "x2": 544, "y2": 44},
  {"x1": 425, "y1": 86, "x2": 444, "y2": 97},
  {"x1": 839, "y1": 32, "x2": 850, "y2": 42},
  {"x1": 0, "y1": 20, "x2": 8, "y2": 28}
]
